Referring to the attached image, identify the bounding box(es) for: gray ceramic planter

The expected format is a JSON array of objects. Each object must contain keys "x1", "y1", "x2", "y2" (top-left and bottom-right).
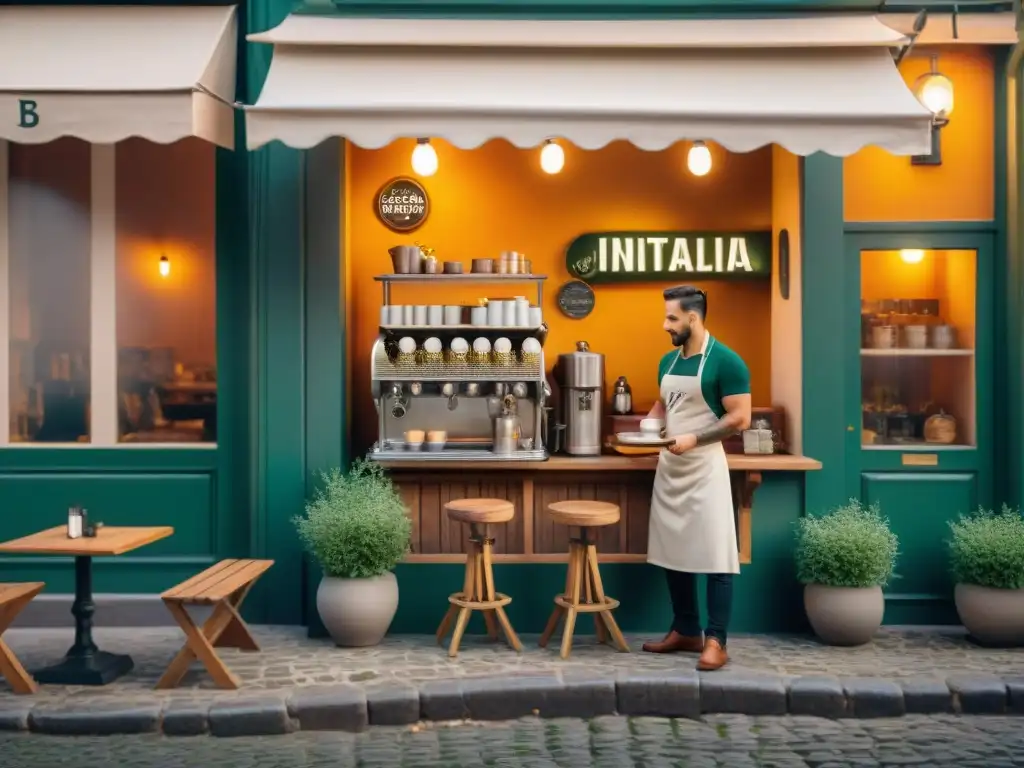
[
  {"x1": 317, "y1": 571, "x2": 399, "y2": 647},
  {"x1": 804, "y1": 583, "x2": 884, "y2": 646},
  {"x1": 955, "y1": 583, "x2": 1024, "y2": 647}
]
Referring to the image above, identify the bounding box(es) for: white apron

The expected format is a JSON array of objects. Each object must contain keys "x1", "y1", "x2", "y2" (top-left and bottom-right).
[{"x1": 648, "y1": 333, "x2": 740, "y2": 574}]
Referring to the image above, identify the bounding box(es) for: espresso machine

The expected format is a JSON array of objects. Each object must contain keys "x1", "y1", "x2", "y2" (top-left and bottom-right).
[{"x1": 556, "y1": 341, "x2": 605, "y2": 455}]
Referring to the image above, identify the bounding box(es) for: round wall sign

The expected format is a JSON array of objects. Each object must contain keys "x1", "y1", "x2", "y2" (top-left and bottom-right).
[
  {"x1": 556, "y1": 280, "x2": 596, "y2": 319},
  {"x1": 375, "y1": 177, "x2": 429, "y2": 232}
]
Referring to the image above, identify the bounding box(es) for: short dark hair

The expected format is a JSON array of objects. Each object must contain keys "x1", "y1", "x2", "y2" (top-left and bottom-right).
[{"x1": 663, "y1": 285, "x2": 707, "y2": 320}]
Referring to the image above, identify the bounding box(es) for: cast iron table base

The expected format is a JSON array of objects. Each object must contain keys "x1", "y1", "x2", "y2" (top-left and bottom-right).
[{"x1": 33, "y1": 554, "x2": 135, "y2": 686}]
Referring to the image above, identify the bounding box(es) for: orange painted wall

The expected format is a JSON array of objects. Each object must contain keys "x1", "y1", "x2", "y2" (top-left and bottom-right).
[
  {"x1": 844, "y1": 46, "x2": 994, "y2": 222},
  {"x1": 347, "y1": 139, "x2": 773, "y2": 449}
]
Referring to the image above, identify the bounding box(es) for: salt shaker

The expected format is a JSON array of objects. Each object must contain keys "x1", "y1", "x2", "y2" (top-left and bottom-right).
[{"x1": 66, "y1": 505, "x2": 82, "y2": 539}]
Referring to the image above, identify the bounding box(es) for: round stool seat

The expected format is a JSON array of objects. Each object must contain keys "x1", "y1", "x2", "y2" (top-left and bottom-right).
[
  {"x1": 445, "y1": 498, "x2": 515, "y2": 525},
  {"x1": 548, "y1": 500, "x2": 620, "y2": 527}
]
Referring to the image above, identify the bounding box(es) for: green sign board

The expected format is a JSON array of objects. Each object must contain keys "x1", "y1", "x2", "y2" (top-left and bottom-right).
[{"x1": 565, "y1": 231, "x2": 771, "y2": 284}]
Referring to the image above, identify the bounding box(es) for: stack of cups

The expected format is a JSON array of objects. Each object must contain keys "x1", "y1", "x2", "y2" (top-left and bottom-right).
[
  {"x1": 487, "y1": 299, "x2": 503, "y2": 326},
  {"x1": 514, "y1": 297, "x2": 530, "y2": 327}
]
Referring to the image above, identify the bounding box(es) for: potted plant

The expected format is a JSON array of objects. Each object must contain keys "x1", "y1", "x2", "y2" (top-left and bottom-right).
[
  {"x1": 293, "y1": 459, "x2": 412, "y2": 647},
  {"x1": 795, "y1": 499, "x2": 899, "y2": 646},
  {"x1": 948, "y1": 505, "x2": 1024, "y2": 647}
]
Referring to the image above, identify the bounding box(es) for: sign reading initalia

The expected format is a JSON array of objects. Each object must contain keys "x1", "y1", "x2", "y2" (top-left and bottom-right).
[{"x1": 565, "y1": 231, "x2": 771, "y2": 284}]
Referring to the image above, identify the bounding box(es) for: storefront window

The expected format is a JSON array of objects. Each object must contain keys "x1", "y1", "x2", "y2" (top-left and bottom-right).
[
  {"x1": 860, "y1": 249, "x2": 976, "y2": 448},
  {"x1": 115, "y1": 139, "x2": 217, "y2": 444},
  {"x1": 7, "y1": 140, "x2": 92, "y2": 444}
]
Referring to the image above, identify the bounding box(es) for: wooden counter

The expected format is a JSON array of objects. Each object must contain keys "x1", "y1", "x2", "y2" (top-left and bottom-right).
[{"x1": 382, "y1": 453, "x2": 821, "y2": 565}]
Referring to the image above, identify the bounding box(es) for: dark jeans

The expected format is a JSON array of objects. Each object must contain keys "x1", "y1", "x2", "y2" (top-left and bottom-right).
[{"x1": 665, "y1": 569, "x2": 734, "y2": 646}]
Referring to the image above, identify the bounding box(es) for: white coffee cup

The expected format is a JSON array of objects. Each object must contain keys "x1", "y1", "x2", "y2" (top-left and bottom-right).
[
  {"x1": 471, "y1": 306, "x2": 488, "y2": 326},
  {"x1": 503, "y1": 301, "x2": 517, "y2": 326},
  {"x1": 487, "y1": 300, "x2": 504, "y2": 327},
  {"x1": 413, "y1": 305, "x2": 428, "y2": 326},
  {"x1": 427, "y1": 305, "x2": 443, "y2": 326},
  {"x1": 528, "y1": 306, "x2": 543, "y2": 327},
  {"x1": 515, "y1": 300, "x2": 530, "y2": 328},
  {"x1": 444, "y1": 305, "x2": 462, "y2": 325},
  {"x1": 402, "y1": 305, "x2": 414, "y2": 325},
  {"x1": 640, "y1": 418, "x2": 665, "y2": 435},
  {"x1": 379, "y1": 306, "x2": 390, "y2": 326}
]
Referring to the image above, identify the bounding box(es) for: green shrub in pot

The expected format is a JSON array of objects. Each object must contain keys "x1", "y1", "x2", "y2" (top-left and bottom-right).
[
  {"x1": 794, "y1": 499, "x2": 898, "y2": 646},
  {"x1": 948, "y1": 506, "x2": 1024, "y2": 646},
  {"x1": 293, "y1": 459, "x2": 412, "y2": 646}
]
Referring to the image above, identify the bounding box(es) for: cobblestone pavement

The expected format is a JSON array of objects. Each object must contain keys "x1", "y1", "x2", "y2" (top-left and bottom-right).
[
  {"x1": 3, "y1": 624, "x2": 1022, "y2": 702},
  {"x1": 4, "y1": 714, "x2": 1024, "y2": 767}
]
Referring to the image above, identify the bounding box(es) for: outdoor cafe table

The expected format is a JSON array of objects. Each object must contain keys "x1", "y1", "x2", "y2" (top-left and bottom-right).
[{"x1": 0, "y1": 525, "x2": 174, "y2": 685}]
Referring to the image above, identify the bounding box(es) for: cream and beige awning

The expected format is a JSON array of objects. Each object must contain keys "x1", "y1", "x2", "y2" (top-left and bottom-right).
[
  {"x1": 245, "y1": 14, "x2": 933, "y2": 156},
  {"x1": 0, "y1": 5, "x2": 237, "y2": 147}
]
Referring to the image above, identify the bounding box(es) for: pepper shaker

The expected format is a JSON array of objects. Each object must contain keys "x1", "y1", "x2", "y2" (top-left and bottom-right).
[{"x1": 611, "y1": 376, "x2": 633, "y2": 415}]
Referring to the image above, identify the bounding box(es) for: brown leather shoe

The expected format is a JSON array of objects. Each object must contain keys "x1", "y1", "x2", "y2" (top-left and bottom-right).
[
  {"x1": 696, "y1": 637, "x2": 729, "y2": 671},
  {"x1": 642, "y1": 630, "x2": 704, "y2": 654}
]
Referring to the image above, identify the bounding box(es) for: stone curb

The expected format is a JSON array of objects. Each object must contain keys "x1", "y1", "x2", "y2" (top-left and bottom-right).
[{"x1": 4, "y1": 672, "x2": 1021, "y2": 737}]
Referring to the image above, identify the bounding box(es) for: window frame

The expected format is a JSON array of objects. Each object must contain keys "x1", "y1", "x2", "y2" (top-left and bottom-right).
[{"x1": 0, "y1": 139, "x2": 217, "y2": 449}]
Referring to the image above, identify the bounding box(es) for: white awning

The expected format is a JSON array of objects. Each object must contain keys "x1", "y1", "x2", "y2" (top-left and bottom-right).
[
  {"x1": 0, "y1": 6, "x2": 237, "y2": 148},
  {"x1": 245, "y1": 15, "x2": 933, "y2": 157},
  {"x1": 879, "y1": 12, "x2": 1018, "y2": 45}
]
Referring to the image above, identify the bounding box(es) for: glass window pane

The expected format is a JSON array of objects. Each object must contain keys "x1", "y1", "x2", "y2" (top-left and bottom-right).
[
  {"x1": 115, "y1": 138, "x2": 217, "y2": 444},
  {"x1": 860, "y1": 249, "x2": 976, "y2": 448},
  {"x1": 8, "y1": 139, "x2": 92, "y2": 444}
]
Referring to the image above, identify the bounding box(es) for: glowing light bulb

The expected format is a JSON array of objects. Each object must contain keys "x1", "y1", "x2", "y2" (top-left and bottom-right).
[
  {"x1": 900, "y1": 249, "x2": 925, "y2": 264},
  {"x1": 159, "y1": 254, "x2": 170, "y2": 277},
  {"x1": 540, "y1": 140, "x2": 564, "y2": 174},
  {"x1": 687, "y1": 141, "x2": 712, "y2": 177},
  {"x1": 913, "y1": 64, "x2": 954, "y2": 120},
  {"x1": 411, "y1": 139, "x2": 438, "y2": 177}
]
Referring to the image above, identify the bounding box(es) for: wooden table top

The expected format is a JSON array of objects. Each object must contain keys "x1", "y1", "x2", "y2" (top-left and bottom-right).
[{"x1": 0, "y1": 526, "x2": 174, "y2": 556}]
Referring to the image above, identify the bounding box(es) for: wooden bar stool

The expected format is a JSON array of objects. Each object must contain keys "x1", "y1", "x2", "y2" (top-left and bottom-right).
[
  {"x1": 435, "y1": 498, "x2": 523, "y2": 658},
  {"x1": 539, "y1": 500, "x2": 630, "y2": 659}
]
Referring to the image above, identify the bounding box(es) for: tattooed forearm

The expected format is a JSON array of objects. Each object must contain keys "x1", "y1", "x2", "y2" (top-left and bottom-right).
[{"x1": 694, "y1": 419, "x2": 740, "y2": 447}]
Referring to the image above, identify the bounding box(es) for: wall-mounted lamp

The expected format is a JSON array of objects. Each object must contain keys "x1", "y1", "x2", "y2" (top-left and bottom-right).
[
  {"x1": 158, "y1": 254, "x2": 170, "y2": 278},
  {"x1": 911, "y1": 55, "x2": 954, "y2": 166},
  {"x1": 687, "y1": 141, "x2": 712, "y2": 176},
  {"x1": 411, "y1": 138, "x2": 438, "y2": 177},
  {"x1": 900, "y1": 248, "x2": 926, "y2": 264},
  {"x1": 539, "y1": 139, "x2": 565, "y2": 174}
]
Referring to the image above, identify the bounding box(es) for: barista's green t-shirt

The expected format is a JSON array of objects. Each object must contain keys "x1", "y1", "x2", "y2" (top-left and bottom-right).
[{"x1": 657, "y1": 336, "x2": 750, "y2": 419}]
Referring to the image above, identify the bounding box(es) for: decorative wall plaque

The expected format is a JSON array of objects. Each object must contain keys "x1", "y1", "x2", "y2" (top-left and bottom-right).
[
  {"x1": 375, "y1": 177, "x2": 429, "y2": 232},
  {"x1": 565, "y1": 230, "x2": 771, "y2": 284},
  {"x1": 556, "y1": 280, "x2": 596, "y2": 319}
]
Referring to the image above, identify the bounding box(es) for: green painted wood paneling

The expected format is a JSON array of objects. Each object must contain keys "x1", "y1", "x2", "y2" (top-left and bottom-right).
[
  {"x1": 248, "y1": 142, "x2": 306, "y2": 625},
  {"x1": 1004, "y1": 47, "x2": 1024, "y2": 511},
  {"x1": 302, "y1": 139, "x2": 346, "y2": 635},
  {"x1": 214, "y1": 46, "x2": 253, "y2": 564},
  {"x1": 391, "y1": 473, "x2": 809, "y2": 634},
  {"x1": 993, "y1": 48, "x2": 1011, "y2": 509},
  {"x1": 0, "y1": 471, "x2": 219, "y2": 594},
  {"x1": 800, "y1": 154, "x2": 847, "y2": 514},
  {"x1": 861, "y1": 471, "x2": 975, "y2": 625},
  {"x1": 246, "y1": 0, "x2": 351, "y2": 625}
]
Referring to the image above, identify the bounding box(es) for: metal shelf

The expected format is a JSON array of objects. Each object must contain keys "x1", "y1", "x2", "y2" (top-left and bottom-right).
[
  {"x1": 374, "y1": 274, "x2": 547, "y2": 282},
  {"x1": 369, "y1": 447, "x2": 548, "y2": 463}
]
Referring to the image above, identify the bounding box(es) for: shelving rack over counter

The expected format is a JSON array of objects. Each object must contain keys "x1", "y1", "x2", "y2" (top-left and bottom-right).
[{"x1": 374, "y1": 273, "x2": 547, "y2": 307}]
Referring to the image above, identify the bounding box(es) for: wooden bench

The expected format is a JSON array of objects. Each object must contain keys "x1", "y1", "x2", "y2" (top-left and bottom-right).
[
  {"x1": 156, "y1": 559, "x2": 273, "y2": 690},
  {"x1": 0, "y1": 582, "x2": 45, "y2": 694}
]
